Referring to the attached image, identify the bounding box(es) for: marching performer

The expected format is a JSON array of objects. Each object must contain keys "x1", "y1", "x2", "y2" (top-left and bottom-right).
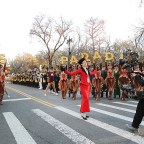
[
  {"x1": 101, "y1": 65, "x2": 108, "y2": 98},
  {"x1": 118, "y1": 64, "x2": 130, "y2": 101},
  {"x1": 105, "y1": 61, "x2": 115, "y2": 100},
  {"x1": 0, "y1": 64, "x2": 5, "y2": 105},
  {"x1": 133, "y1": 63, "x2": 143, "y2": 100},
  {"x1": 44, "y1": 67, "x2": 58, "y2": 96},
  {"x1": 69, "y1": 65, "x2": 79, "y2": 100},
  {"x1": 113, "y1": 64, "x2": 120, "y2": 98},
  {"x1": 92, "y1": 63, "x2": 104, "y2": 100},
  {"x1": 59, "y1": 71, "x2": 69, "y2": 99},
  {"x1": 61, "y1": 58, "x2": 97, "y2": 120}
]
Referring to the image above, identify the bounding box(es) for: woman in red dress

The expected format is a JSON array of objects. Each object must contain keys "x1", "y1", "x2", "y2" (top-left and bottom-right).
[{"x1": 61, "y1": 58, "x2": 97, "y2": 120}]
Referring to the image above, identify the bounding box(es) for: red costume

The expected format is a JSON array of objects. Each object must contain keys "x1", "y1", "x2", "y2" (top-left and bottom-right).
[
  {"x1": 59, "y1": 72, "x2": 69, "y2": 99},
  {"x1": 118, "y1": 66, "x2": 130, "y2": 101},
  {"x1": 92, "y1": 63, "x2": 103, "y2": 100},
  {"x1": 105, "y1": 61, "x2": 115, "y2": 100},
  {"x1": 69, "y1": 75, "x2": 79, "y2": 100},
  {"x1": 0, "y1": 65, "x2": 5, "y2": 105},
  {"x1": 65, "y1": 67, "x2": 96, "y2": 113}
]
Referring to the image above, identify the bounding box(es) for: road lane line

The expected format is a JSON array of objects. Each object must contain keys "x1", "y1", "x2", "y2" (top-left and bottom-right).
[
  {"x1": 3, "y1": 112, "x2": 37, "y2": 144},
  {"x1": 7, "y1": 86, "x2": 56, "y2": 108},
  {"x1": 32, "y1": 109, "x2": 95, "y2": 144},
  {"x1": 55, "y1": 106, "x2": 144, "y2": 144},
  {"x1": 113, "y1": 102, "x2": 137, "y2": 107},
  {"x1": 3, "y1": 98, "x2": 31, "y2": 102},
  {"x1": 96, "y1": 103, "x2": 136, "y2": 113}
]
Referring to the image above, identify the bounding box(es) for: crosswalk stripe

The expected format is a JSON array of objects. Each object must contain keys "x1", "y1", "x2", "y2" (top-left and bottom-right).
[
  {"x1": 3, "y1": 98, "x2": 31, "y2": 102},
  {"x1": 3, "y1": 112, "x2": 37, "y2": 144},
  {"x1": 113, "y1": 102, "x2": 137, "y2": 107},
  {"x1": 32, "y1": 109, "x2": 95, "y2": 144},
  {"x1": 91, "y1": 106, "x2": 144, "y2": 125},
  {"x1": 96, "y1": 103, "x2": 136, "y2": 113},
  {"x1": 128, "y1": 101, "x2": 138, "y2": 104},
  {"x1": 77, "y1": 105, "x2": 144, "y2": 125},
  {"x1": 55, "y1": 106, "x2": 144, "y2": 144}
]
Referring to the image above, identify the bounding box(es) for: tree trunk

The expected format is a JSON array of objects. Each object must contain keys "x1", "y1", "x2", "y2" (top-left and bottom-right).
[{"x1": 48, "y1": 58, "x2": 52, "y2": 68}]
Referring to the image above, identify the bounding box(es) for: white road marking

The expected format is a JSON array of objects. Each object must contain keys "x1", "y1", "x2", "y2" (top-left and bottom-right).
[
  {"x1": 55, "y1": 106, "x2": 144, "y2": 144},
  {"x1": 3, "y1": 98, "x2": 31, "y2": 102},
  {"x1": 113, "y1": 102, "x2": 137, "y2": 107},
  {"x1": 90, "y1": 106, "x2": 144, "y2": 126},
  {"x1": 128, "y1": 101, "x2": 138, "y2": 104},
  {"x1": 3, "y1": 112, "x2": 37, "y2": 144},
  {"x1": 96, "y1": 103, "x2": 136, "y2": 113},
  {"x1": 32, "y1": 109, "x2": 95, "y2": 144}
]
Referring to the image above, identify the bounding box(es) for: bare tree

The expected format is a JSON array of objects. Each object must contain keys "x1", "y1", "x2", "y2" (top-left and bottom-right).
[
  {"x1": 70, "y1": 28, "x2": 88, "y2": 57},
  {"x1": 84, "y1": 17, "x2": 106, "y2": 53},
  {"x1": 140, "y1": 0, "x2": 144, "y2": 6},
  {"x1": 134, "y1": 21, "x2": 144, "y2": 49},
  {"x1": 9, "y1": 53, "x2": 38, "y2": 73},
  {"x1": 111, "y1": 40, "x2": 136, "y2": 62},
  {"x1": 35, "y1": 50, "x2": 48, "y2": 66},
  {"x1": 30, "y1": 15, "x2": 72, "y2": 67},
  {"x1": 104, "y1": 36, "x2": 112, "y2": 52}
]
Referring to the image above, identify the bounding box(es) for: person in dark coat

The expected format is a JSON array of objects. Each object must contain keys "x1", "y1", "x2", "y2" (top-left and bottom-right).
[
  {"x1": 113, "y1": 64, "x2": 120, "y2": 98},
  {"x1": 126, "y1": 73, "x2": 144, "y2": 132},
  {"x1": 101, "y1": 66, "x2": 108, "y2": 98}
]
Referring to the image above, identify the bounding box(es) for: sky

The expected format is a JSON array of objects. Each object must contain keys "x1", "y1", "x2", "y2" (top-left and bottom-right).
[{"x1": 0, "y1": 0, "x2": 144, "y2": 60}]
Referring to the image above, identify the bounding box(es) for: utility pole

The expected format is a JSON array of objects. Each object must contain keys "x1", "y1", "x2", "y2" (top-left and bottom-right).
[{"x1": 66, "y1": 37, "x2": 73, "y2": 69}]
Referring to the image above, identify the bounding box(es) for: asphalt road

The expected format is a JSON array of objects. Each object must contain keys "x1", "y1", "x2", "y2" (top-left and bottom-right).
[{"x1": 0, "y1": 83, "x2": 144, "y2": 144}]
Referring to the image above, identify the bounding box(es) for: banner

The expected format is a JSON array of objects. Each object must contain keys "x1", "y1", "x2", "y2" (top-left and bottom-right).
[
  {"x1": 0, "y1": 54, "x2": 7, "y2": 64},
  {"x1": 60, "y1": 51, "x2": 122, "y2": 64}
]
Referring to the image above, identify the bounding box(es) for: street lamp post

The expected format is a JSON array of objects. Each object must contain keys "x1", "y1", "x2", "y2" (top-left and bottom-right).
[{"x1": 67, "y1": 37, "x2": 72, "y2": 69}]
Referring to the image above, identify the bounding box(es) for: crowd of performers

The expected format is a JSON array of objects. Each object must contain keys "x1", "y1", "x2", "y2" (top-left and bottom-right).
[{"x1": 9, "y1": 58, "x2": 144, "y2": 101}]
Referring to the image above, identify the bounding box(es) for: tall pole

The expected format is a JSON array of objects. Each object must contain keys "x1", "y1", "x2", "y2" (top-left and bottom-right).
[{"x1": 67, "y1": 37, "x2": 72, "y2": 69}]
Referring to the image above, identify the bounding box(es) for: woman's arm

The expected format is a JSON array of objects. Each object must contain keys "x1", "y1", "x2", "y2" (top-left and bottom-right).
[{"x1": 65, "y1": 69, "x2": 80, "y2": 76}]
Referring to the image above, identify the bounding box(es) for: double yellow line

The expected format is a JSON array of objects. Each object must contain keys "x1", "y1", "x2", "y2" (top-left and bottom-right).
[{"x1": 7, "y1": 87, "x2": 56, "y2": 108}]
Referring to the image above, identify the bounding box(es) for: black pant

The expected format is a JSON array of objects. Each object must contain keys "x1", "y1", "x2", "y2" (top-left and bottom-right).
[
  {"x1": 132, "y1": 98, "x2": 144, "y2": 128},
  {"x1": 101, "y1": 84, "x2": 108, "y2": 98},
  {"x1": 136, "y1": 91, "x2": 143, "y2": 100}
]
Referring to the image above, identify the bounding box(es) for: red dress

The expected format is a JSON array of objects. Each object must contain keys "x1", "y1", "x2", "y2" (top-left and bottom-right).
[{"x1": 65, "y1": 68, "x2": 96, "y2": 112}]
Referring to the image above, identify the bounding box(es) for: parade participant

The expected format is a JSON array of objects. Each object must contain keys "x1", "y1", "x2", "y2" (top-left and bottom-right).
[
  {"x1": 113, "y1": 64, "x2": 120, "y2": 98},
  {"x1": 61, "y1": 58, "x2": 97, "y2": 120},
  {"x1": 42, "y1": 69, "x2": 48, "y2": 90},
  {"x1": 101, "y1": 65, "x2": 108, "y2": 98},
  {"x1": 54, "y1": 72, "x2": 60, "y2": 93},
  {"x1": 1, "y1": 65, "x2": 10, "y2": 98},
  {"x1": 34, "y1": 71, "x2": 39, "y2": 88},
  {"x1": 44, "y1": 67, "x2": 58, "y2": 96},
  {"x1": 105, "y1": 61, "x2": 115, "y2": 100},
  {"x1": 126, "y1": 73, "x2": 144, "y2": 132},
  {"x1": 59, "y1": 71, "x2": 69, "y2": 99},
  {"x1": 29, "y1": 71, "x2": 33, "y2": 87},
  {"x1": 92, "y1": 63, "x2": 104, "y2": 101},
  {"x1": 133, "y1": 64, "x2": 143, "y2": 100},
  {"x1": 69, "y1": 65, "x2": 79, "y2": 100},
  {"x1": 0, "y1": 64, "x2": 5, "y2": 105},
  {"x1": 118, "y1": 64, "x2": 130, "y2": 101},
  {"x1": 38, "y1": 72, "x2": 43, "y2": 89}
]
